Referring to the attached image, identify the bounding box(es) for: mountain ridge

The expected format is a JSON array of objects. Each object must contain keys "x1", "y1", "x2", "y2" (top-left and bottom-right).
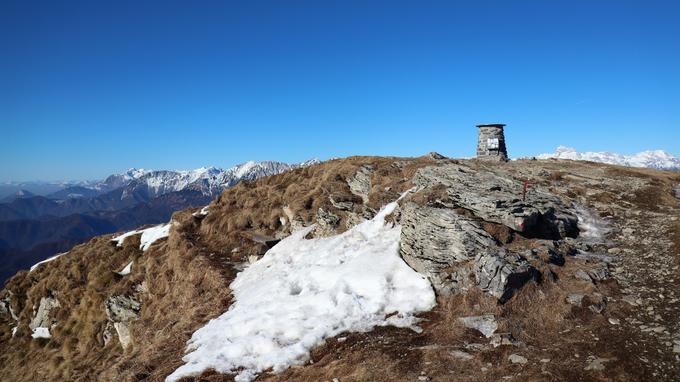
[{"x1": 537, "y1": 146, "x2": 680, "y2": 170}]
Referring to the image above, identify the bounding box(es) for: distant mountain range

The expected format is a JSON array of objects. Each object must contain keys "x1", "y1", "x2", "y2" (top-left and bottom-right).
[
  {"x1": 0, "y1": 159, "x2": 319, "y2": 283},
  {"x1": 537, "y1": 146, "x2": 680, "y2": 171}
]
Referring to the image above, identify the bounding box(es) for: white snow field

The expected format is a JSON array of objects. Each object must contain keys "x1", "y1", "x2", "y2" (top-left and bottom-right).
[
  {"x1": 111, "y1": 222, "x2": 173, "y2": 251},
  {"x1": 167, "y1": 198, "x2": 436, "y2": 382}
]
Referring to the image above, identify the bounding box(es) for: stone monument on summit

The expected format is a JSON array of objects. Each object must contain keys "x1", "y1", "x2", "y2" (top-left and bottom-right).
[{"x1": 476, "y1": 123, "x2": 508, "y2": 161}]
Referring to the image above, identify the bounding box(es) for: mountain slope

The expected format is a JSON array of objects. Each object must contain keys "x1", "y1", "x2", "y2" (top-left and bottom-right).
[
  {"x1": 0, "y1": 160, "x2": 318, "y2": 284},
  {"x1": 1, "y1": 156, "x2": 679, "y2": 381},
  {"x1": 538, "y1": 146, "x2": 680, "y2": 170}
]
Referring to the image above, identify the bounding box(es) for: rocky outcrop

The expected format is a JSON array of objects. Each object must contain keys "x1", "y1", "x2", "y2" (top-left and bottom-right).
[
  {"x1": 315, "y1": 208, "x2": 341, "y2": 237},
  {"x1": 329, "y1": 195, "x2": 354, "y2": 211},
  {"x1": 473, "y1": 251, "x2": 541, "y2": 302},
  {"x1": 400, "y1": 203, "x2": 497, "y2": 294},
  {"x1": 348, "y1": 165, "x2": 373, "y2": 204},
  {"x1": 0, "y1": 295, "x2": 18, "y2": 322},
  {"x1": 413, "y1": 164, "x2": 579, "y2": 239},
  {"x1": 104, "y1": 295, "x2": 141, "y2": 349},
  {"x1": 29, "y1": 296, "x2": 60, "y2": 331},
  {"x1": 397, "y1": 161, "x2": 585, "y2": 301}
]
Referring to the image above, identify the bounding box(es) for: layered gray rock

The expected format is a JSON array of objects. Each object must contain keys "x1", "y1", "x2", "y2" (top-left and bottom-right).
[
  {"x1": 413, "y1": 164, "x2": 579, "y2": 239},
  {"x1": 104, "y1": 295, "x2": 141, "y2": 349},
  {"x1": 348, "y1": 165, "x2": 373, "y2": 204},
  {"x1": 30, "y1": 296, "x2": 60, "y2": 330},
  {"x1": 329, "y1": 195, "x2": 354, "y2": 211},
  {"x1": 473, "y1": 251, "x2": 541, "y2": 303},
  {"x1": 314, "y1": 208, "x2": 341, "y2": 237},
  {"x1": 427, "y1": 152, "x2": 446, "y2": 160},
  {"x1": 400, "y1": 202, "x2": 497, "y2": 294}
]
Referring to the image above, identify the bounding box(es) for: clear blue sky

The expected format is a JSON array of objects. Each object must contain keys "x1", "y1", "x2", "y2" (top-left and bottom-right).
[{"x1": 2, "y1": 1, "x2": 679, "y2": 181}]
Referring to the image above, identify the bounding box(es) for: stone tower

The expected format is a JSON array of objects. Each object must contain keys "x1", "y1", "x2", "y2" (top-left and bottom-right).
[{"x1": 476, "y1": 124, "x2": 508, "y2": 161}]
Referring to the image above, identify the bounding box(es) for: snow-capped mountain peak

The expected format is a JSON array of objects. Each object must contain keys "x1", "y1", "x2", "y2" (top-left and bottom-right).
[
  {"x1": 122, "y1": 168, "x2": 150, "y2": 180},
  {"x1": 538, "y1": 146, "x2": 680, "y2": 171},
  {"x1": 119, "y1": 159, "x2": 320, "y2": 200}
]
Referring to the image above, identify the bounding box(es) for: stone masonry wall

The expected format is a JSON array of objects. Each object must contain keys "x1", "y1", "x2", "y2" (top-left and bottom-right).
[{"x1": 476, "y1": 126, "x2": 508, "y2": 160}]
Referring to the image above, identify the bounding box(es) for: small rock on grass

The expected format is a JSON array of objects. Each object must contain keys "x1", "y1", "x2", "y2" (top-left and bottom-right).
[
  {"x1": 459, "y1": 314, "x2": 498, "y2": 338},
  {"x1": 509, "y1": 354, "x2": 528, "y2": 364}
]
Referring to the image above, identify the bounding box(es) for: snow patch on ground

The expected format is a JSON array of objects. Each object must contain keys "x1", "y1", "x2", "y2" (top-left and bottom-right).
[
  {"x1": 31, "y1": 327, "x2": 51, "y2": 339},
  {"x1": 112, "y1": 222, "x2": 173, "y2": 251},
  {"x1": 29, "y1": 252, "x2": 66, "y2": 272},
  {"x1": 117, "y1": 261, "x2": 133, "y2": 276},
  {"x1": 575, "y1": 205, "x2": 609, "y2": 242},
  {"x1": 167, "y1": 197, "x2": 435, "y2": 382},
  {"x1": 192, "y1": 205, "x2": 210, "y2": 217}
]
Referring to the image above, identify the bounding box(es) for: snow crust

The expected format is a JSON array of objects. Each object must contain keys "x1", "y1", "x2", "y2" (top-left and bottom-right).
[
  {"x1": 117, "y1": 261, "x2": 133, "y2": 276},
  {"x1": 112, "y1": 223, "x2": 173, "y2": 251},
  {"x1": 538, "y1": 146, "x2": 680, "y2": 170},
  {"x1": 167, "y1": 198, "x2": 435, "y2": 382},
  {"x1": 192, "y1": 205, "x2": 210, "y2": 217},
  {"x1": 575, "y1": 205, "x2": 609, "y2": 242},
  {"x1": 31, "y1": 327, "x2": 51, "y2": 339},
  {"x1": 29, "y1": 252, "x2": 65, "y2": 272}
]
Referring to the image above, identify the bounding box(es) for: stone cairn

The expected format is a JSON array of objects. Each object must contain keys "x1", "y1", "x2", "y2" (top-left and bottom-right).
[{"x1": 476, "y1": 124, "x2": 508, "y2": 161}]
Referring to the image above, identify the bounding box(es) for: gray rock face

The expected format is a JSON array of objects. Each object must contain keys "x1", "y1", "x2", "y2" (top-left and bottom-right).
[
  {"x1": 587, "y1": 265, "x2": 612, "y2": 282},
  {"x1": 30, "y1": 296, "x2": 60, "y2": 330},
  {"x1": 673, "y1": 184, "x2": 680, "y2": 199},
  {"x1": 348, "y1": 165, "x2": 373, "y2": 204},
  {"x1": 282, "y1": 205, "x2": 306, "y2": 233},
  {"x1": 1, "y1": 295, "x2": 18, "y2": 322},
  {"x1": 473, "y1": 251, "x2": 541, "y2": 302},
  {"x1": 329, "y1": 195, "x2": 354, "y2": 211},
  {"x1": 315, "y1": 208, "x2": 341, "y2": 237},
  {"x1": 104, "y1": 295, "x2": 141, "y2": 349},
  {"x1": 0, "y1": 297, "x2": 10, "y2": 317},
  {"x1": 400, "y1": 203, "x2": 497, "y2": 293},
  {"x1": 427, "y1": 152, "x2": 446, "y2": 160},
  {"x1": 413, "y1": 164, "x2": 579, "y2": 239},
  {"x1": 575, "y1": 269, "x2": 593, "y2": 282},
  {"x1": 566, "y1": 294, "x2": 585, "y2": 307},
  {"x1": 458, "y1": 314, "x2": 498, "y2": 338}
]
